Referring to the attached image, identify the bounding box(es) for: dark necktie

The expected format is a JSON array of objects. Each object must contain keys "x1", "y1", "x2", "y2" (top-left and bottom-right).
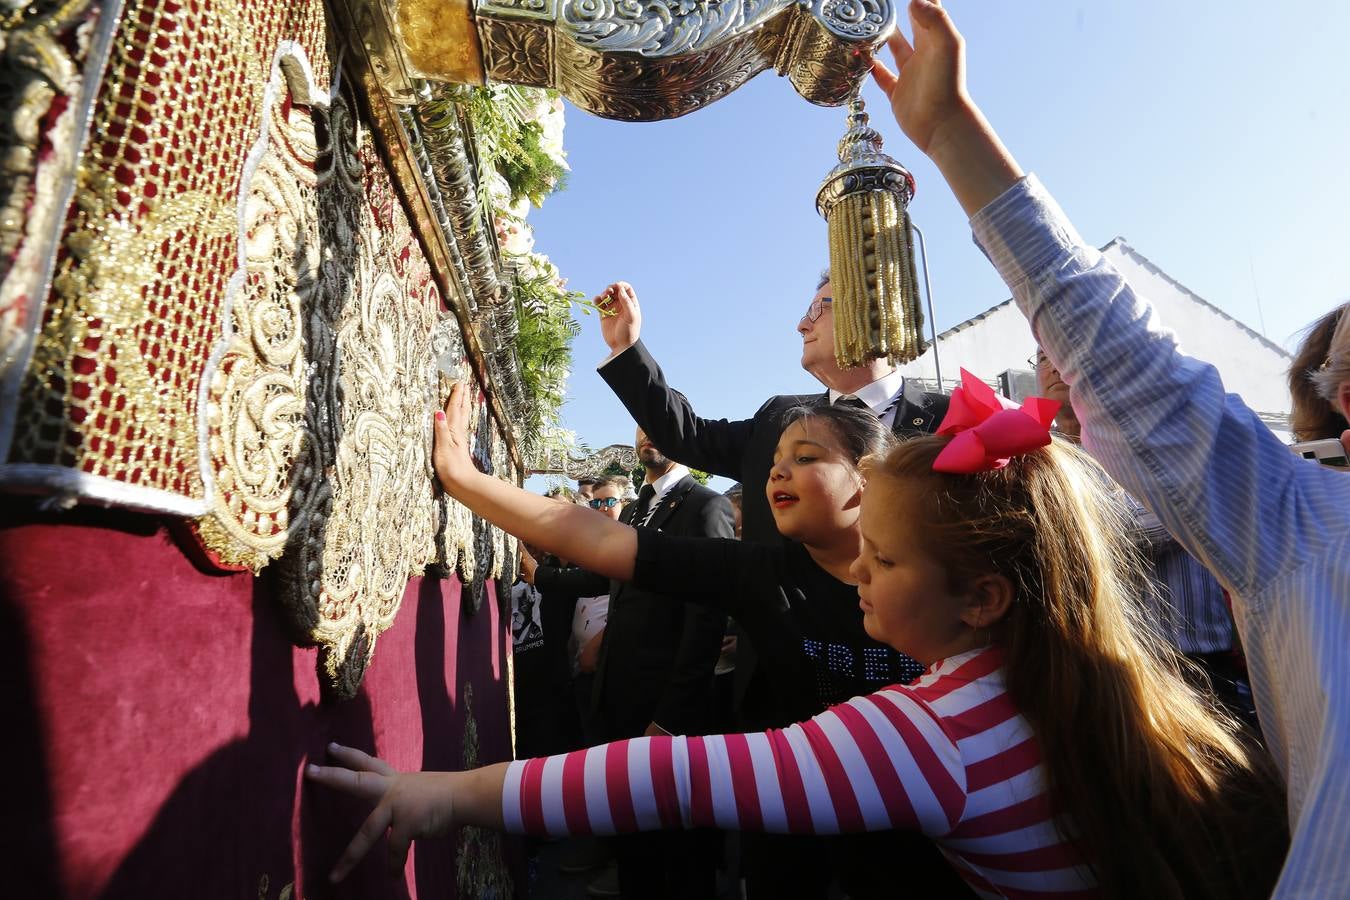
[
  {"x1": 630, "y1": 483, "x2": 657, "y2": 526},
  {"x1": 835, "y1": 395, "x2": 872, "y2": 414}
]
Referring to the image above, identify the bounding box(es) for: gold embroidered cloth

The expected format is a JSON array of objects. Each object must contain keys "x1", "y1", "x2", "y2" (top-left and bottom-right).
[{"x1": 1, "y1": 0, "x2": 515, "y2": 697}]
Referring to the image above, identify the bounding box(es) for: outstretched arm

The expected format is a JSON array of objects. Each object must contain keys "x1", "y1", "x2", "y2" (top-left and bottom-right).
[
  {"x1": 433, "y1": 382, "x2": 637, "y2": 582},
  {"x1": 307, "y1": 685, "x2": 974, "y2": 880},
  {"x1": 872, "y1": 0, "x2": 1350, "y2": 595}
]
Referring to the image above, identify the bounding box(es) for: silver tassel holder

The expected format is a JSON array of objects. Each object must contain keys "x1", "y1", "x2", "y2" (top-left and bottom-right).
[{"x1": 815, "y1": 96, "x2": 925, "y2": 368}]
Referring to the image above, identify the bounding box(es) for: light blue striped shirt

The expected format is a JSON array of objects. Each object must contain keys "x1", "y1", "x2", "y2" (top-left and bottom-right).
[{"x1": 972, "y1": 176, "x2": 1350, "y2": 896}]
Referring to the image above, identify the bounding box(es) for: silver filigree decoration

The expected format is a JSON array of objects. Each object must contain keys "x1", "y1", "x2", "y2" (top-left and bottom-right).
[
  {"x1": 531, "y1": 442, "x2": 638, "y2": 477},
  {"x1": 814, "y1": 0, "x2": 888, "y2": 39},
  {"x1": 333, "y1": 0, "x2": 891, "y2": 121},
  {"x1": 479, "y1": 0, "x2": 557, "y2": 22},
  {"x1": 560, "y1": 0, "x2": 790, "y2": 57}
]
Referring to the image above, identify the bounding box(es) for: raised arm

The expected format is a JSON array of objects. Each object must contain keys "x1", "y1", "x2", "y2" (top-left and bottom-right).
[
  {"x1": 433, "y1": 383, "x2": 637, "y2": 582},
  {"x1": 871, "y1": 0, "x2": 1349, "y2": 594},
  {"x1": 308, "y1": 686, "x2": 968, "y2": 881},
  {"x1": 595, "y1": 282, "x2": 756, "y2": 480}
]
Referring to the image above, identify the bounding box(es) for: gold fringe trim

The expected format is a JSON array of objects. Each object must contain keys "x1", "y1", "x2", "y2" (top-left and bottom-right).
[{"x1": 826, "y1": 191, "x2": 926, "y2": 368}]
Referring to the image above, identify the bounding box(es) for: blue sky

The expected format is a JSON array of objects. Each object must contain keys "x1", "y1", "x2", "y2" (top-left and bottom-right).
[{"x1": 525, "y1": 0, "x2": 1350, "y2": 490}]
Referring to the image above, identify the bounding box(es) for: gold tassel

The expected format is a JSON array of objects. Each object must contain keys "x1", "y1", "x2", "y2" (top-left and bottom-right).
[{"x1": 817, "y1": 98, "x2": 926, "y2": 368}]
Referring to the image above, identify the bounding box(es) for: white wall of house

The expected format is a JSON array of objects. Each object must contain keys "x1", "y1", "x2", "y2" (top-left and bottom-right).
[{"x1": 898, "y1": 239, "x2": 1293, "y2": 428}]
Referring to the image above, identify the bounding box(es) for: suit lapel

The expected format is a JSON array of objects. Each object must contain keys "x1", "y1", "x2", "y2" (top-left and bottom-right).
[
  {"x1": 621, "y1": 499, "x2": 643, "y2": 526},
  {"x1": 642, "y1": 476, "x2": 694, "y2": 532},
  {"x1": 891, "y1": 380, "x2": 940, "y2": 435}
]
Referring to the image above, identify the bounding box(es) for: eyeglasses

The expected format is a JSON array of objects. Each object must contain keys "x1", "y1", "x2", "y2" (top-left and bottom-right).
[
  {"x1": 588, "y1": 497, "x2": 621, "y2": 510},
  {"x1": 1028, "y1": 350, "x2": 1051, "y2": 370},
  {"x1": 800, "y1": 296, "x2": 832, "y2": 325}
]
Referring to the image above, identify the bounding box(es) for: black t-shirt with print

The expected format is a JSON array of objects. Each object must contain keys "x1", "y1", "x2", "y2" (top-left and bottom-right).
[{"x1": 632, "y1": 528, "x2": 925, "y2": 730}]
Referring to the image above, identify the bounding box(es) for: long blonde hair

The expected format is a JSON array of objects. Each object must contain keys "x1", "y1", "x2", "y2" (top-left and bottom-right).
[{"x1": 866, "y1": 436, "x2": 1286, "y2": 899}]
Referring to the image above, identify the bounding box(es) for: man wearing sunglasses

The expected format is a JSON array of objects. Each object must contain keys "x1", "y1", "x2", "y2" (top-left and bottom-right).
[{"x1": 533, "y1": 431, "x2": 733, "y2": 899}]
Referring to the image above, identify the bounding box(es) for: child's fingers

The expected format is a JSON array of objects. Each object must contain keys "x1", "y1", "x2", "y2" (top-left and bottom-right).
[
  {"x1": 442, "y1": 380, "x2": 462, "y2": 418},
  {"x1": 305, "y1": 763, "x2": 391, "y2": 803},
  {"x1": 872, "y1": 56, "x2": 900, "y2": 96},
  {"x1": 331, "y1": 802, "x2": 393, "y2": 882},
  {"x1": 910, "y1": 0, "x2": 960, "y2": 47},
  {"x1": 887, "y1": 25, "x2": 914, "y2": 70},
  {"x1": 438, "y1": 380, "x2": 472, "y2": 435},
  {"x1": 327, "y1": 742, "x2": 397, "y2": 776},
  {"x1": 387, "y1": 822, "x2": 415, "y2": 876}
]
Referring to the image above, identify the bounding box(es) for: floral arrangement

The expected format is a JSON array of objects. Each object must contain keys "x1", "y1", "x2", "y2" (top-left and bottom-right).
[{"x1": 466, "y1": 85, "x2": 588, "y2": 465}]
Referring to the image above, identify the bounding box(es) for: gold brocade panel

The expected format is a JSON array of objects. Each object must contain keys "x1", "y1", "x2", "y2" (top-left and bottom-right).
[
  {"x1": 3, "y1": 0, "x2": 328, "y2": 504},
  {"x1": 1, "y1": 0, "x2": 104, "y2": 438},
  {"x1": 2, "y1": 0, "x2": 519, "y2": 697}
]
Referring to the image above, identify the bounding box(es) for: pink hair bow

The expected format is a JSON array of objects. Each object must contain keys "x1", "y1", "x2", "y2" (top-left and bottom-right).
[{"x1": 932, "y1": 369, "x2": 1061, "y2": 474}]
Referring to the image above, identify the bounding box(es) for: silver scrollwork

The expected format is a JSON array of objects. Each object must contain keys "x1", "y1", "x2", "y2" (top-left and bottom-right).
[
  {"x1": 332, "y1": 0, "x2": 893, "y2": 121},
  {"x1": 479, "y1": 0, "x2": 558, "y2": 21},
  {"x1": 814, "y1": 0, "x2": 889, "y2": 40},
  {"x1": 560, "y1": 0, "x2": 790, "y2": 57},
  {"x1": 531, "y1": 443, "x2": 639, "y2": 478}
]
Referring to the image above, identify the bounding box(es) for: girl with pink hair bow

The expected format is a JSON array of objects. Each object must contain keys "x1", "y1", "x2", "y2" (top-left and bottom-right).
[{"x1": 309, "y1": 344, "x2": 1284, "y2": 897}]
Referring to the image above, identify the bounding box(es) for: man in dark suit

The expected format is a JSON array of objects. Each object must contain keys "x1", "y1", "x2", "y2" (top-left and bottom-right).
[
  {"x1": 538, "y1": 426, "x2": 733, "y2": 899},
  {"x1": 594, "y1": 276, "x2": 949, "y2": 546}
]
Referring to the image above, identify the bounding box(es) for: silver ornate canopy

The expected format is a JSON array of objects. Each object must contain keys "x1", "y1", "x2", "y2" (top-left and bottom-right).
[
  {"x1": 531, "y1": 443, "x2": 639, "y2": 478},
  {"x1": 332, "y1": 0, "x2": 897, "y2": 120}
]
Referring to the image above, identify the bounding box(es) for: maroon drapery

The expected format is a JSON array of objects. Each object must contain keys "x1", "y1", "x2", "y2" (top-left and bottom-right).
[{"x1": 1, "y1": 504, "x2": 514, "y2": 899}]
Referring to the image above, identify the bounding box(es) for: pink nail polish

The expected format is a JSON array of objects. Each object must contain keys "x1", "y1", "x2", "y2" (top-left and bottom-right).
[{"x1": 435, "y1": 411, "x2": 445, "y2": 422}]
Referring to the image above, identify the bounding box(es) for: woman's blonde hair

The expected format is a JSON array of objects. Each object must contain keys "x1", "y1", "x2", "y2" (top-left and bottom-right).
[{"x1": 864, "y1": 436, "x2": 1286, "y2": 899}]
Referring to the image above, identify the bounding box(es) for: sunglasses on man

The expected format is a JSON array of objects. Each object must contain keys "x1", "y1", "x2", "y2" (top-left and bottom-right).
[{"x1": 588, "y1": 497, "x2": 621, "y2": 510}]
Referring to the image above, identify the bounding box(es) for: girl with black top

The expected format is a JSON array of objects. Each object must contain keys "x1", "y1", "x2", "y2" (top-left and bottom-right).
[
  {"x1": 435, "y1": 386, "x2": 967, "y2": 898},
  {"x1": 634, "y1": 402, "x2": 924, "y2": 730}
]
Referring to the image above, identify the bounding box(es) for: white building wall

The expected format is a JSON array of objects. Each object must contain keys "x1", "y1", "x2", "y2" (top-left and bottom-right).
[{"x1": 899, "y1": 240, "x2": 1293, "y2": 421}]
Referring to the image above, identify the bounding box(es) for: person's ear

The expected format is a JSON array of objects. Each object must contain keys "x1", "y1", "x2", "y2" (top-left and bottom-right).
[
  {"x1": 959, "y1": 574, "x2": 1014, "y2": 629},
  {"x1": 842, "y1": 475, "x2": 865, "y2": 511}
]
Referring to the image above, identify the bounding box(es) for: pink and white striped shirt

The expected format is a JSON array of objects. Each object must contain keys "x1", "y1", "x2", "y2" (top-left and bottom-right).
[{"x1": 502, "y1": 646, "x2": 1097, "y2": 898}]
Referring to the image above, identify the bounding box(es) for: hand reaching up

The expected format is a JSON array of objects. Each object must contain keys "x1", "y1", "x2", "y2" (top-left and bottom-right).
[
  {"x1": 870, "y1": 0, "x2": 970, "y2": 158},
  {"x1": 595, "y1": 281, "x2": 642, "y2": 354},
  {"x1": 871, "y1": 0, "x2": 1024, "y2": 216},
  {"x1": 432, "y1": 381, "x2": 477, "y2": 493},
  {"x1": 519, "y1": 546, "x2": 538, "y2": 584}
]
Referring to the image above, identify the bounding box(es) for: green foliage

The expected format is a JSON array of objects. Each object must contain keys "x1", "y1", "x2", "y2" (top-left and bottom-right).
[
  {"x1": 513, "y1": 261, "x2": 582, "y2": 460},
  {"x1": 461, "y1": 84, "x2": 583, "y2": 462},
  {"x1": 464, "y1": 86, "x2": 566, "y2": 208},
  {"x1": 498, "y1": 122, "x2": 568, "y2": 208}
]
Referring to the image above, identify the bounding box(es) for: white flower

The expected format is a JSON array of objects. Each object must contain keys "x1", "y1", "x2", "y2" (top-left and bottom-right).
[
  {"x1": 506, "y1": 194, "x2": 531, "y2": 220},
  {"x1": 484, "y1": 169, "x2": 512, "y2": 210},
  {"x1": 537, "y1": 103, "x2": 569, "y2": 172},
  {"x1": 519, "y1": 251, "x2": 556, "y2": 283},
  {"x1": 494, "y1": 215, "x2": 535, "y2": 257}
]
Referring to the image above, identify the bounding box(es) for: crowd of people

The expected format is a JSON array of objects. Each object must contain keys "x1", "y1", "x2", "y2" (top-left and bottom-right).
[{"x1": 306, "y1": 3, "x2": 1350, "y2": 897}]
